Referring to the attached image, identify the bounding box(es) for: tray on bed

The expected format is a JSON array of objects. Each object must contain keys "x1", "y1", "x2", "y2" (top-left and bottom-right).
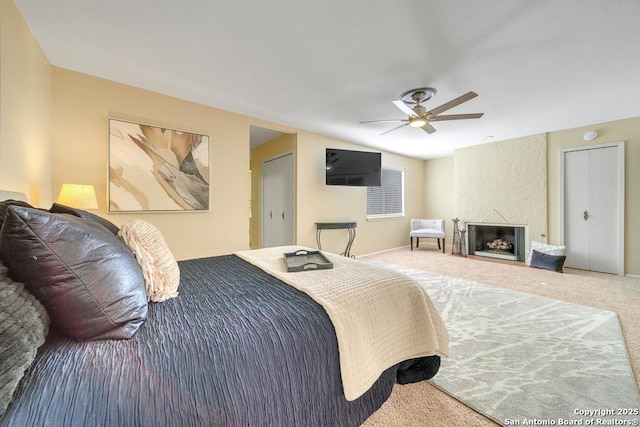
[{"x1": 284, "y1": 250, "x2": 333, "y2": 272}]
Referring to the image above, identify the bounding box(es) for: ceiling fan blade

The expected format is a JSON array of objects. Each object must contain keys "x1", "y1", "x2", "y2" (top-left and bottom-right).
[
  {"x1": 421, "y1": 122, "x2": 437, "y2": 134},
  {"x1": 427, "y1": 91, "x2": 478, "y2": 116},
  {"x1": 381, "y1": 123, "x2": 410, "y2": 135},
  {"x1": 360, "y1": 119, "x2": 408, "y2": 124},
  {"x1": 430, "y1": 113, "x2": 484, "y2": 121},
  {"x1": 392, "y1": 99, "x2": 418, "y2": 117}
]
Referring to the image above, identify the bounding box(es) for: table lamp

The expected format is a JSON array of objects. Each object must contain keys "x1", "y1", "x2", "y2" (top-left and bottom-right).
[{"x1": 57, "y1": 184, "x2": 99, "y2": 209}]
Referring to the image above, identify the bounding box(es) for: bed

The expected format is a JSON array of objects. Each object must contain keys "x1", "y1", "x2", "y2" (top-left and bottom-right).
[{"x1": 0, "y1": 201, "x2": 447, "y2": 426}]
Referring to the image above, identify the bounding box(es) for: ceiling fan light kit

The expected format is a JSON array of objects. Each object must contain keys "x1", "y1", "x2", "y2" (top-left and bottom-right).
[
  {"x1": 361, "y1": 87, "x2": 484, "y2": 135},
  {"x1": 409, "y1": 117, "x2": 427, "y2": 128}
]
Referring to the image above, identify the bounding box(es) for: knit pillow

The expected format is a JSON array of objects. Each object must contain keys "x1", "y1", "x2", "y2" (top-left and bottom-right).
[
  {"x1": 0, "y1": 261, "x2": 50, "y2": 417},
  {"x1": 119, "y1": 220, "x2": 180, "y2": 302}
]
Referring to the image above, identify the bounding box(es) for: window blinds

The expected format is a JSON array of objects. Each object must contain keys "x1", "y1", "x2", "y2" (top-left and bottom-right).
[{"x1": 366, "y1": 167, "x2": 404, "y2": 218}]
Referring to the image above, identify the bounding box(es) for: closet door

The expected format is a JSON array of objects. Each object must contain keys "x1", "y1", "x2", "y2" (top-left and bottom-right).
[
  {"x1": 564, "y1": 150, "x2": 590, "y2": 270},
  {"x1": 562, "y1": 144, "x2": 623, "y2": 275},
  {"x1": 262, "y1": 153, "x2": 294, "y2": 248}
]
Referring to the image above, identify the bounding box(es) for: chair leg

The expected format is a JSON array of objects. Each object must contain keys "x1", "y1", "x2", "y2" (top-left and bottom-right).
[
  {"x1": 416, "y1": 237, "x2": 419, "y2": 249},
  {"x1": 442, "y1": 238, "x2": 446, "y2": 253},
  {"x1": 437, "y1": 239, "x2": 441, "y2": 250},
  {"x1": 410, "y1": 237, "x2": 413, "y2": 251}
]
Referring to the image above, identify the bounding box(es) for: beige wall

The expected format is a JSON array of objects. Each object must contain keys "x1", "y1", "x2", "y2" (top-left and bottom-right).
[
  {"x1": 424, "y1": 117, "x2": 640, "y2": 275},
  {"x1": 0, "y1": 0, "x2": 52, "y2": 205},
  {"x1": 6, "y1": 0, "x2": 637, "y2": 270},
  {"x1": 49, "y1": 68, "x2": 427, "y2": 260},
  {"x1": 295, "y1": 132, "x2": 425, "y2": 256},
  {"x1": 250, "y1": 132, "x2": 426, "y2": 256},
  {"x1": 423, "y1": 156, "x2": 455, "y2": 241},
  {"x1": 547, "y1": 117, "x2": 640, "y2": 276},
  {"x1": 51, "y1": 68, "x2": 254, "y2": 260}
]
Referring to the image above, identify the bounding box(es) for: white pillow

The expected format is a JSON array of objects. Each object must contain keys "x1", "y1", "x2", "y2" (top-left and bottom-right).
[
  {"x1": 526, "y1": 241, "x2": 566, "y2": 265},
  {"x1": 119, "y1": 220, "x2": 180, "y2": 302}
]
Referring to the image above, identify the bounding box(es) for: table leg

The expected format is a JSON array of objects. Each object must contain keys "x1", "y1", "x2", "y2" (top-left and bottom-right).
[{"x1": 344, "y1": 227, "x2": 356, "y2": 257}]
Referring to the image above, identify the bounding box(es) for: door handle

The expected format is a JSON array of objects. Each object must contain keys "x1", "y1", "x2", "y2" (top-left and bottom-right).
[
  {"x1": 281, "y1": 211, "x2": 285, "y2": 220},
  {"x1": 269, "y1": 211, "x2": 273, "y2": 219},
  {"x1": 583, "y1": 210, "x2": 589, "y2": 221}
]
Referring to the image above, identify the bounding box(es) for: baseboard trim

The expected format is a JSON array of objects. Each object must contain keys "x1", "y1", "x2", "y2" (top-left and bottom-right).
[
  {"x1": 358, "y1": 245, "x2": 409, "y2": 258},
  {"x1": 359, "y1": 242, "x2": 452, "y2": 258},
  {"x1": 625, "y1": 273, "x2": 640, "y2": 279}
]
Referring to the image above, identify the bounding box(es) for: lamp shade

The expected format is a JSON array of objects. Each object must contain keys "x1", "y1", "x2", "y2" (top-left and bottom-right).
[
  {"x1": 57, "y1": 184, "x2": 99, "y2": 209},
  {"x1": 0, "y1": 190, "x2": 29, "y2": 202}
]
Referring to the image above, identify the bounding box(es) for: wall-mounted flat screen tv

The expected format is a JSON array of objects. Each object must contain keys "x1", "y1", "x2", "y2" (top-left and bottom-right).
[{"x1": 326, "y1": 148, "x2": 382, "y2": 186}]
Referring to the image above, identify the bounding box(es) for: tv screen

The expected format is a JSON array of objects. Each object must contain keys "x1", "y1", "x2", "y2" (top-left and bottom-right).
[{"x1": 326, "y1": 148, "x2": 381, "y2": 186}]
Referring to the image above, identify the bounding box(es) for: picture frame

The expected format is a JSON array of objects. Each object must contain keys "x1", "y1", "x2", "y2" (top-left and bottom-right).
[{"x1": 108, "y1": 118, "x2": 210, "y2": 212}]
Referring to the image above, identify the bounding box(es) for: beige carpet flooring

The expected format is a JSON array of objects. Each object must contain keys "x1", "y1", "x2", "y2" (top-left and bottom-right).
[{"x1": 359, "y1": 244, "x2": 640, "y2": 427}]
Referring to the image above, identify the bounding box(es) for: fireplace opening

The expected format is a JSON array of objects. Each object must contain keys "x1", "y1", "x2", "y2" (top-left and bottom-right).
[{"x1": 467, "y1": 224, "x2": 526, "y2": 262}]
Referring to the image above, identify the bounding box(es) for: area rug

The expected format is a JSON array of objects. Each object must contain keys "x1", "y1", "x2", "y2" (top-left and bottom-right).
[{"x1": 375, "y1": 262, "x2": 640, "y2": 426}]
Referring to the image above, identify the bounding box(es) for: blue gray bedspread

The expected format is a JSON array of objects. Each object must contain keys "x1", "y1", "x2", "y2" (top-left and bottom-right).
[{"x1": 1, "y1": 255, "x2": 439, "y2": 426}]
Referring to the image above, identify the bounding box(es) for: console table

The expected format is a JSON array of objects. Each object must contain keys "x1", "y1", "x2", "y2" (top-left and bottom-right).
[{"x1": 315, "y1": 221, "x2": 357, "y2": 257}]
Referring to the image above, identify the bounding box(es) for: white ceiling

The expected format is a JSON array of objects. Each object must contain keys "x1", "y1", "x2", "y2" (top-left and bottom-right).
[
  {"x1": 250, "y1": 126, "x2": 286, "y2": 151},
  {"x1": 14, "y1": 0, "x2": 640, "y2": 159}
]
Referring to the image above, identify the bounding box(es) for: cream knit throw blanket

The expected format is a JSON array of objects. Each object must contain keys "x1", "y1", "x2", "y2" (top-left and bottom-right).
[{"x1": 235, "y1": 246, "x2": 449, "y2": 401}]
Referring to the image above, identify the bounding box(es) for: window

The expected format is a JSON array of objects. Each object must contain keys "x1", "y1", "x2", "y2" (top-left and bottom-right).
[{"x1": 366, "y1": 167, "x2": 404, "y2": 219}]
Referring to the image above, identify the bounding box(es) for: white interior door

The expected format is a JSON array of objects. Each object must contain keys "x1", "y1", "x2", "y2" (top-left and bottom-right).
[
  {"x1": 587, "y1": 146, "x2": 620, "y2": 273},
  {"x1": 262, "y1": 153, "x2": 294, "y2": 248},
  {"x1": 562, "y1": 144, "x2": 624, "y2": 275},
  {"x1": 564, "y1": 150, "x2": 590, "y2": 269}
]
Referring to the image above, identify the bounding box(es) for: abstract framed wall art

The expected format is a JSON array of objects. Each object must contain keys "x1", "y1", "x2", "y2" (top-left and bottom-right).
[{"x1": 108, "y1": 118, "x2": 210, "y2": 212}]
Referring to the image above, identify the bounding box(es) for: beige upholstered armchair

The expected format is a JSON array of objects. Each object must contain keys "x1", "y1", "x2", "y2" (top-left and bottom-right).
[{"x1": 410, "y1": 219, "x2": 446, "y2": 253}]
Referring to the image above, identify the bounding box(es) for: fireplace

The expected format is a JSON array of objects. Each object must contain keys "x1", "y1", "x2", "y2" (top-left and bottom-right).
[{"x1": 467, "y1": 223, "x2": 527, "y2": 262}]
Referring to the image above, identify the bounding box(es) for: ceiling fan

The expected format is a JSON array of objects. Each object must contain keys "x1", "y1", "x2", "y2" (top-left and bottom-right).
[{"x1": 361, "y1": 87, "x2": 484, "y2": 135}]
